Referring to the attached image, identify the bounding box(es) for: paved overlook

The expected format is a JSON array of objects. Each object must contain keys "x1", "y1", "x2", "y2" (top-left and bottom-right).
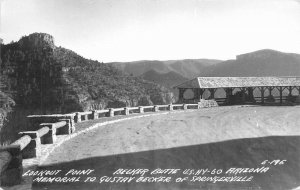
[{"x1": 4, "y1": 106, "x2": 299, "y2": 190}]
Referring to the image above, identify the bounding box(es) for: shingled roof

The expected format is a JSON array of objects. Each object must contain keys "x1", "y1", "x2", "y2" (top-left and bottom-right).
[{"x1": 174, "y1": 77, "x2": 300, "y2": 89}]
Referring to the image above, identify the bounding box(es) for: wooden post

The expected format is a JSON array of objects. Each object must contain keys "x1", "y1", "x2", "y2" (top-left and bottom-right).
[
  {"x1": 247, "y1": 87, "x2": 254, "y2": 102},
  {"x1": 193, "y1": 88, "x2": 198, "y2": 102},
  {"x1": 268, "y1": 87, "x2": 272, "y2": 96},
  {"x1": 288, "y1": 86, "x2": 292, "y2": 96},
  {"x1": 178, "y1": 88, "x2": 185, "y2": 103},
  {"x1": 279, "y1": 87, "x2": 283, "y2": 104},
  {"x1": 260, "y1": 87, "x2": 265, "y2": 104},
  {"x1": 200, "y1": 89, "x2": 204, "y2": 100},
  {"x1": 209, "y1": 88, "x2": 215, "y2": 99},
  {"x1": 225, "y1": 88, "x2": 232, "y2": 104}
]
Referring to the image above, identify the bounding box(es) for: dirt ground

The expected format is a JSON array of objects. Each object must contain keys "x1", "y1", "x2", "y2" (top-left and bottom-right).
[{"x1": 29, "y1": 106, "x2": 300, "y2": 190}]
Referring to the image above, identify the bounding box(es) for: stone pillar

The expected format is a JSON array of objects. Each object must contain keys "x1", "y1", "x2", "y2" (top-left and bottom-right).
[
  {"x1": 39, "y1": 123, "x2": 56, "y2": 144},
  {"x1": 168, "y1": 104, "x2": 173, "y2": 111},
  {"x1": 18, "y1": 132, "x2": 41, "y2": 158},
  {"x1": 92, "y1": 110, "x2": 98, "y2": 119},
  {"x1": 58, "y1": 119, "x2": 72, "y2": 134},
  {"x1": 0, "y1": 145, "x2": 23, "y2": 186},
  {"x1": 197, "y1": 101, "x2": 202, "y2": 109},
  {"x1": 183, "y1": 104, "x2": 188, "y2": 110},
  {"x1": 84, "y1": 114, "x2": 88, "y2": 121},
  {"x1": 139, "y1": 106, "x2": 144, "y2": 113},
  {"x1": 76, "y1": 112, "x2": 81, "y2": 123},
  {"x1": 124, "y1": 107, "x2": 129, "y2": 115},
  {"x1": 69, "y1": 116, "x2": 75, "y2": 132},
  {"x1": 109, "y1": 108, "x2": 114, "y2": 117}
]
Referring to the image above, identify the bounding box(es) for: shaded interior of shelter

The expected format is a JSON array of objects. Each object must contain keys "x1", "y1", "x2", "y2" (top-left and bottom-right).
[
  {"x1": 179, "y1": 85, "x2": 300, "y2": 105},
  {"x1": 32, "y1": 136, "x2": 300, "y2": 190}
]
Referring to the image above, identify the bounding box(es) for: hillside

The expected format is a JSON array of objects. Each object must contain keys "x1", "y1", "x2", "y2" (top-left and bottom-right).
[
  {"x1": 204, "y1": 49, "x2": 300, "y2": 77},
  {"x1": 140, "y1": 70, "x2": 188, "y2": 89},
  {"x1": 0, "y1": 33, "x2": 174, "y2": 144},
  {"x1": 110, "y1": 59, "x2": 222, "y2": 79},
  {"x1": 139, "y1": 70, "x2": 188, "y2": 98}
]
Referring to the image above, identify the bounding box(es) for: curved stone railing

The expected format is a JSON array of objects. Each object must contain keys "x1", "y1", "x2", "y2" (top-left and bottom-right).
[{"x1": 0, "y1": 99, "x2": 218, "y2": 186}]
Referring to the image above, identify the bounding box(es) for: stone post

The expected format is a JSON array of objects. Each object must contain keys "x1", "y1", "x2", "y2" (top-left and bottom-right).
[
  {"x1": 18, "y1": 132, "x2": 41, "y2": 158},
  {"x1": 124, "y1": 107, "x2": 129, "y2": 115},
  {"x1": 183, "y1": 104, "x2": 188, "y2": 110},
  {"x1": 139, "y1": 106, "x2": 144, "y2": 113},
  {"x1": 168, "y1": 104, "x2": 173, "y2": 111},
  {"x1": 39, "y1": 123, "x2": 56, "y2": 144},
  {"x1": 76, "y1": 112, "x2": 81, "y2": 123},
  {"x1": 58, "y1": 119, "x2": 72, "y2": 134},
  {"x1": 109, "y1": 108, "x2": 114, "y2": 117},
  {"x1": 197, "y1": 101, "x2": 202, "y2": 109},
  {"x1": 84, "y1": 114, "x2": 88, "y2": 121},
  {"x1": 92, "y1": 110, "x2": 98, "y2": 120}
]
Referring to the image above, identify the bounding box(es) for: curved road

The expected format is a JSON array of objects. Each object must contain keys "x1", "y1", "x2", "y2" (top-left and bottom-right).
[{"x1": 31, "y1": 106, "x2": 300, "y2": 190}]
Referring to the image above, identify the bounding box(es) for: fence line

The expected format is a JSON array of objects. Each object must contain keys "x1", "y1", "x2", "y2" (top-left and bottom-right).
[{"x1": 0, "y1": 100, "x2": 218, "y2": 186}]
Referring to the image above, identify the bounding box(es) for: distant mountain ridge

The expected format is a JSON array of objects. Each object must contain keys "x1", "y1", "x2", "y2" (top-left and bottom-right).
[
  {"x1": 204, "y1": 49, "x2": 300, "y2": 77},
  {"x1": 111, "y1": 49, "x2": 300, "y2": 79},
  {"x1": 110, "y1": 59, "x2": 222, "y2": 79}
]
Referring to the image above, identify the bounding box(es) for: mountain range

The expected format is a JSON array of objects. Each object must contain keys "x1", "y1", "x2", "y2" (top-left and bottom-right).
[
  {"x1": 110, "y1": 59, "x2": 222, "y2": 79},
  {"x1": 109, "y1": 49, "x2": 300, "y2": 92}
]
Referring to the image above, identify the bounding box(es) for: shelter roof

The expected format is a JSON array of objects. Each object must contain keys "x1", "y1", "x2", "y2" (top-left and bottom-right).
[{"x1": 174, "y1": 77, "x2": 300, "y2": 89}]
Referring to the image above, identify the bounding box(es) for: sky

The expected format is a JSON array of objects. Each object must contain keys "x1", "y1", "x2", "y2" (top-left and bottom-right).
[{"x1": 1, "y1": 0, "x2": 300, "y2": 62}]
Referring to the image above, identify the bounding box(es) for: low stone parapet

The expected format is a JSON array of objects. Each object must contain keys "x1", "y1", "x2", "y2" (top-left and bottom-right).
[
  {"x1": 0, "y1": 145, "x2": 22, "y2": 186},
  {"x1": 198, "y1": 99, "x2": 219, "y2": 108}
]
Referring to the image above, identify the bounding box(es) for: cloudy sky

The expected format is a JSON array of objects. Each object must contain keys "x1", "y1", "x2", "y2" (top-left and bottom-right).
[{"x1": 1, "y1": 0, "x2": 300, "y2": 62}]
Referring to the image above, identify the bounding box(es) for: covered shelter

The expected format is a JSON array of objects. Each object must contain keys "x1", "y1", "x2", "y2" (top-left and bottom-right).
[{"x1": 173, "y1": 77, "x2": 300, "y2": 105}]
